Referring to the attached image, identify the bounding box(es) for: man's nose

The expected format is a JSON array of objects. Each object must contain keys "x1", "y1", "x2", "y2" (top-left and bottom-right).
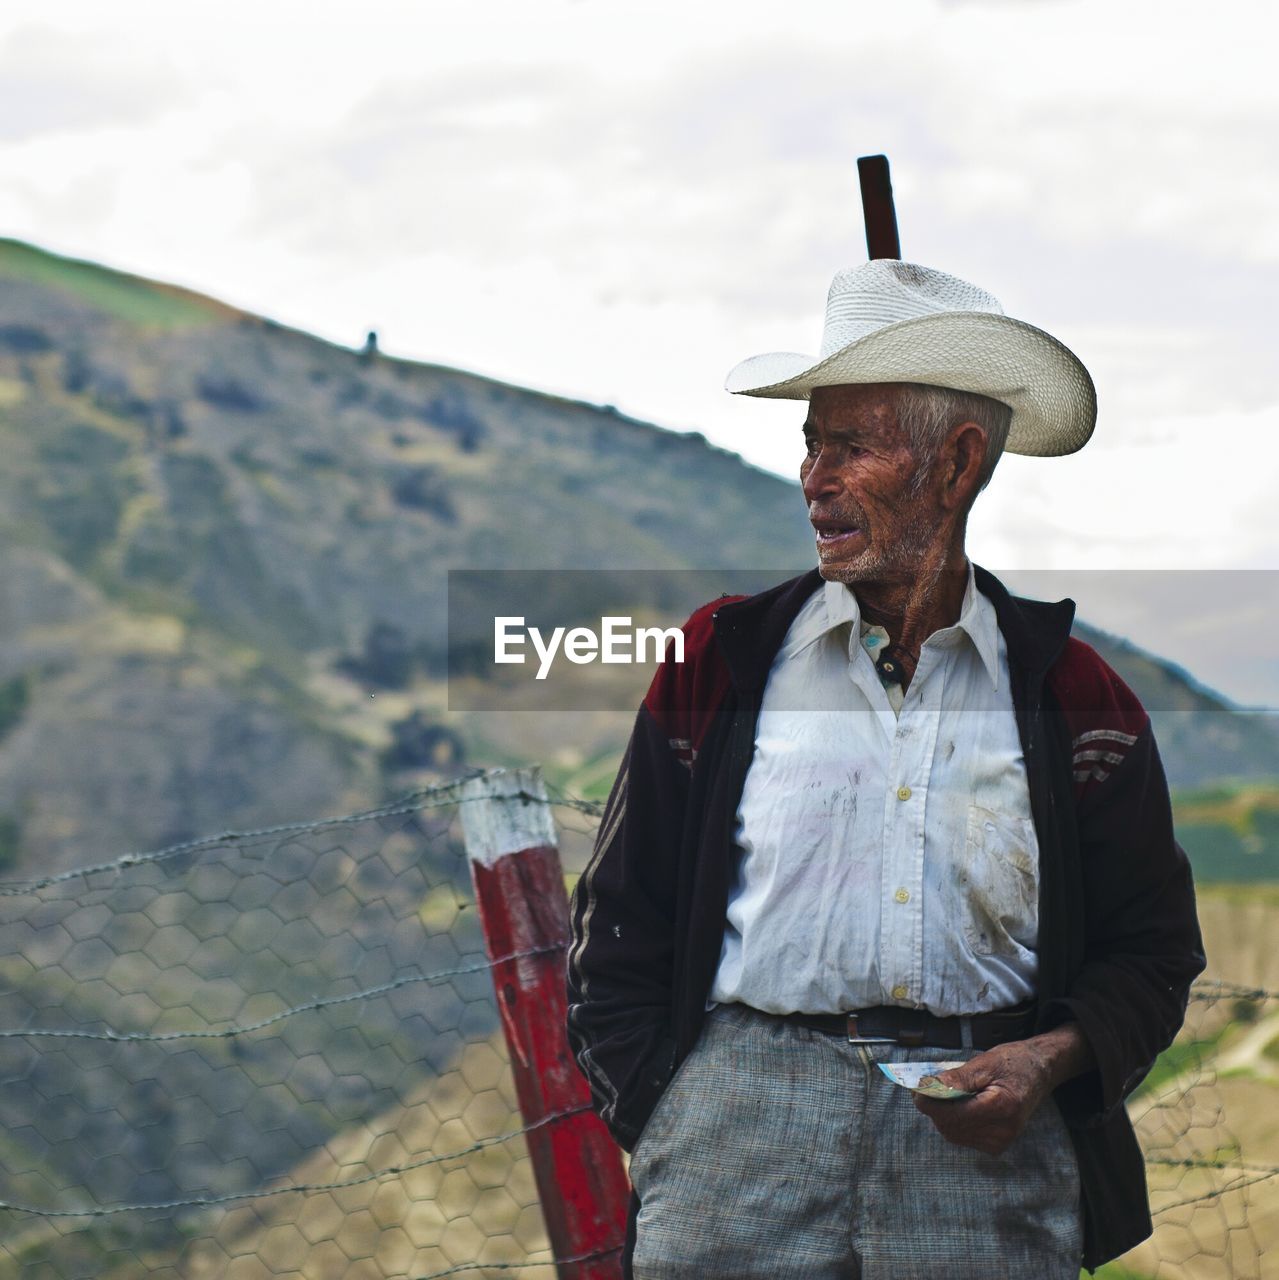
[{"x1": 802, "y1": 447, "x2": 843, "y2": 504}]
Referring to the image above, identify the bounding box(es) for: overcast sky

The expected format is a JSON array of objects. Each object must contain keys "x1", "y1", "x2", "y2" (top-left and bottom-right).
[{"x1": 2, "y1": 0, "x2": 1278, "y2": 704}]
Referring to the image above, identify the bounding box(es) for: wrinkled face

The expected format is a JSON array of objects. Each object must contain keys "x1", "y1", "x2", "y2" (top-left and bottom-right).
[{"x1": 800, "y1": 383, "x2": 939, "y2": 584}]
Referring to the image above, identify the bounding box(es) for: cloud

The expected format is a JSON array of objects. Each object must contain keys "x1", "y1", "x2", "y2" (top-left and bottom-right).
[
  {"x1": 0, "y1": 24, "x2": 186, "y2": 142},
  {"x1": 968, "y1": 403, "x2": 1279, "y2": 571},
  {"x1": 214, "y1": 17, "x2": 1279, "y2": 336}
]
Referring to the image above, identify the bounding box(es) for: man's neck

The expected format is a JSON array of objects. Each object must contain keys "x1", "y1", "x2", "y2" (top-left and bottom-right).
[{"x1": 850, "y1": 551, "x2": 970, "y2": 687}]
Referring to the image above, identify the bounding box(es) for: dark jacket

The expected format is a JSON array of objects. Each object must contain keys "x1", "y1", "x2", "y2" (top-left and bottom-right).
[{"x1": 567, "y1": 566, "x2": 1206, "y2": 1272}]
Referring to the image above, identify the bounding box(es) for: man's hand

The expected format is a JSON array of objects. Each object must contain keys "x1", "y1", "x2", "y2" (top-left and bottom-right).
[{"x1": 911, "y1": 1023, "x2": 1094, "y2": 1157}]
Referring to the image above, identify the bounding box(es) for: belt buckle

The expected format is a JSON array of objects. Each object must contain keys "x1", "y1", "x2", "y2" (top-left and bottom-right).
[{"x1": 845, "y1": 1013, "x2": 896, "y2": 1045}]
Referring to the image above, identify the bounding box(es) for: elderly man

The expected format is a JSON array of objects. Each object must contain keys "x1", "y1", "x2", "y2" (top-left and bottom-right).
[{"x1": 566, "y1": 261, "x2": 1205, "y2": 1277}]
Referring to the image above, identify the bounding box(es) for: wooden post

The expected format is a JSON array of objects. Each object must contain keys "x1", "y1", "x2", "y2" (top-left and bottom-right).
[
  {"x1": 857, "y1": 154, "x2": 902, "y2": 260},
  {"x1": 460, "y1": 767, "x2": 629, "y2": 1279}
]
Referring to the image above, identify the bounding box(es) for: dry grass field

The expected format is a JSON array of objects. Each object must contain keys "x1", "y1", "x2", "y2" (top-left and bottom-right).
[{"x1": 1101, "y1": 884, "x2": 1279, "y2": 1279}]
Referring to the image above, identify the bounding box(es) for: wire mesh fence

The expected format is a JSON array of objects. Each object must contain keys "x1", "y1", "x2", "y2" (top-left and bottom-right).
[
  {"x1": 0, "y1": 776, "x2": 612, "y2": 1279},
  {"x1": 0, "y1": 769, "x2": 1272, "y2": 1278},
  {"x1": 1120, "y1": 980, "x2": 1278, "y2": 1279}
]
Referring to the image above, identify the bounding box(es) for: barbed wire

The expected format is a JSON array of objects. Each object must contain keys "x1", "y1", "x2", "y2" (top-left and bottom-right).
[
  {"x1": 0, "y1": 784, "x2": 472, "y2": 898},
  {"x1": 542, "y1": 780, "x2": 606, "y2": 818},
  {"x1": 0, "y1": 943, "x2": 565, "y2": 1043},
  {"x1": 1189, "y1": 980, "x2": 1279, "y2": 1003},
  {"x1": 0, "y1": 1105, "x2": 590, "y2": 1219},
  {"x1": 16, "y1": 972, "x2": 1252, "y2": 1068},
  {"x1": 1150, "y1": 1156, "x2": 1279, "y2": 1176},
  {"x1": 1153, "y1": 1166, "x2": 1279, "y2": 1216},
  {"x1": 8, "y1": 1116, "x2": 1266, "y2": 1224},
  {"x1": 0, "y1": 778, "x2": 605, "y2": 900}
]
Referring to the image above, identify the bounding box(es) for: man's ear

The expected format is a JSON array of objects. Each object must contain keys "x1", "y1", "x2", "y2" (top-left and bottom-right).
[{"x1": 942, "y1": 422, "x2": 988, "y2": 511}]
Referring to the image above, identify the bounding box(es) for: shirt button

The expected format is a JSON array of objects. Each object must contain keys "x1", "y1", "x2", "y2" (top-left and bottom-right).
[
  {"x1": 891, "y1": 984, "x2": 909, "y2": 1001},
  {"x1": 893, "y1": 887, "x2": 910, "y2": 904},
  {"x1": 896, "y1": 785, "x2": 912, "y2": 801}
]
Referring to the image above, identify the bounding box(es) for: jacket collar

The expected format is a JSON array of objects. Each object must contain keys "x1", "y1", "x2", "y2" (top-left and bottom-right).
[
  {"x1": 973, "y1": 565, "x2": 1076, "y2": 679},
  {"x1": 712, "y1": 563, "x2": 1075, "y2": 694},
  {"x1": 712, "y1": 569, "x2": 823, "y2": 694}
]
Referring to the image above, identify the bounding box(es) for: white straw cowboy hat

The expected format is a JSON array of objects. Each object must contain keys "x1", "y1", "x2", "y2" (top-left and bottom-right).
[{"x1": 724, "y1": 260, "x2": 1096, "y2": 456}]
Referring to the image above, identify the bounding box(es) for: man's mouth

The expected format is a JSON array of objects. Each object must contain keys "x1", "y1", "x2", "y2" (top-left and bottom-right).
[{"x1": 812, "y1": 520, "x2": 862, "y2": 546}]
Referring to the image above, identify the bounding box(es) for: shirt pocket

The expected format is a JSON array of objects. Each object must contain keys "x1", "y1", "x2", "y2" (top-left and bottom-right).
[{"x1": 961, "y1": 804, "x2": 1039, "y2": 957}]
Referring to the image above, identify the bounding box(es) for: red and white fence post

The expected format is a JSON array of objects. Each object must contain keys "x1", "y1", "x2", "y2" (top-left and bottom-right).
[{"x1": 460, "y1": 767, "x2": 630, "y2": 1279}]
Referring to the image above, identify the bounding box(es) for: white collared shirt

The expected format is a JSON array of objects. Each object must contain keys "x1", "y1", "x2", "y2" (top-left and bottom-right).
[{"x1": 709, "y1": 565, "x2": 1040, "y2": 1017}]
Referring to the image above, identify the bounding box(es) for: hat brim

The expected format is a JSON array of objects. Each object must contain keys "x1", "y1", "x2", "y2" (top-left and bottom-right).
[{"x1": 724, "y1": 311, "x2": 1096, "y2": 457}]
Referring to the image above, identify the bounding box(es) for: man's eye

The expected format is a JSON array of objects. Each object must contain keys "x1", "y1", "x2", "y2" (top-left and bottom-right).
[{"x1": 803, "y1": 438, "x2": 819, "y2": 456}]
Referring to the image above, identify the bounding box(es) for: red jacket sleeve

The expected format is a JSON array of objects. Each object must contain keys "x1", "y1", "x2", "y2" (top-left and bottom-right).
[{"x1": 1045, "y1": 641, "x2": 1207, "y2": 1124}]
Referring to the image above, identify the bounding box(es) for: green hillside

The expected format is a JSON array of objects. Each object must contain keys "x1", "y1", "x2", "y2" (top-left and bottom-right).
[
  {"x1": 1171, "y1": 781, "x2": 1279, "y2": 882},
  {"x1": 0, "y1": 237, "x2": 816, "y2": 869},
  {"x1": 0, "y1": 235, "x2": 1275, "y2": 873},
  {"x1": 0, "y1": 237, "x2": 232, "y2": 329}
]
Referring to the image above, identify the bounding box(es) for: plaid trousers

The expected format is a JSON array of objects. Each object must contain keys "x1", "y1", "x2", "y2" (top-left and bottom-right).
[{"x1": 628, "y1": 1003, "x2": 1083, "y2": 1279}]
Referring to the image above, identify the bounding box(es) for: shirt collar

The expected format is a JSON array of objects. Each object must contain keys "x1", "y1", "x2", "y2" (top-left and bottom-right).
[
  {"x1": 801, "y1": 562, "x2": 1001, "y2": 690},
  {"x1": 951, "y1": 563, "x2": 1002, "y2": 690}
]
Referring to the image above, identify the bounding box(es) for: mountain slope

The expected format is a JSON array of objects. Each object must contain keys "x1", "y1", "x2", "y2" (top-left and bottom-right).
[
  {"x1": 0, "y1": 238, "x2": 816, "y2": 866},
  {"x1": 0, "y1": 236, "x2": 1275, "y2": 870}
]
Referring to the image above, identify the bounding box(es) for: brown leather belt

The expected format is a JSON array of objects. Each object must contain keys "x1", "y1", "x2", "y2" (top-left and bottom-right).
[{"x1": 776, "y1": 1000, "x2": 1037, "y2": 1050}]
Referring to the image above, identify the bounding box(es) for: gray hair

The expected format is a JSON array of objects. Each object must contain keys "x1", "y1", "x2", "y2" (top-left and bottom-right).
[{"x1": 893, "y1": 383, "x2": 1013, "y2": 496}]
